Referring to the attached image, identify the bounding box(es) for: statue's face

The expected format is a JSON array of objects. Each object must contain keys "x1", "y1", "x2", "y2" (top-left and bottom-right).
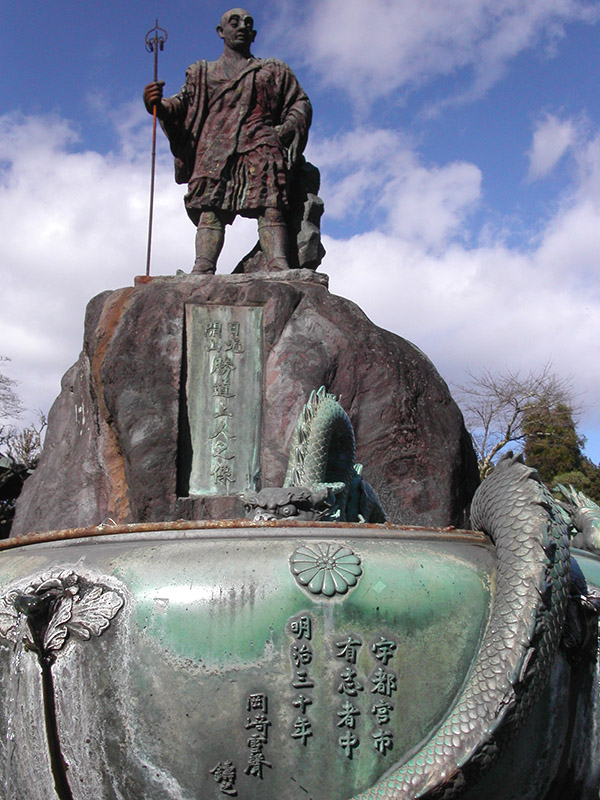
[{"x1": 217, "y1": 9, "x2": 256, "y2": 52}]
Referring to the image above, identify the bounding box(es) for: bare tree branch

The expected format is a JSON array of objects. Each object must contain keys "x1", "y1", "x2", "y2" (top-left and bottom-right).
[
  {"x1": 4, "y1": 412, "x2": 47, "y2": 469},
  {"x1": 454, "y1": 362, "x2": 577, "y2": 479},
  {"x1": 0, "y1": 359, "x2": 47, "y2": 537},
  {"x1": 0, "y1": 357, "x2": 23, "y2": 422}
]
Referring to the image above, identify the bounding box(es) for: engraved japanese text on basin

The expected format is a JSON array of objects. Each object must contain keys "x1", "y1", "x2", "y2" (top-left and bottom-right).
[{"x1": 0, "y1": 526, "x2": 493, "y2": 800}]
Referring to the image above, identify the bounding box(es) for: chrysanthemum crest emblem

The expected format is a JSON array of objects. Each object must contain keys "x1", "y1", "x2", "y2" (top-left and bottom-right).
[{"x1": 290, "y1": 543, "x2": 362, "y2": 597}]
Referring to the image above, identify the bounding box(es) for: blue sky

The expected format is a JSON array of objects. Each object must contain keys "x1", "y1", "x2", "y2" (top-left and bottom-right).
[{"x1": 2, "y1": 0, "x2": 600, "y2": 463}]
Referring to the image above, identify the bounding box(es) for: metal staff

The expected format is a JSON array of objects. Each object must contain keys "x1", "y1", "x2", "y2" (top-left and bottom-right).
[{"x1": 144, "y1": 20, "x2": 168, "y2": 277}]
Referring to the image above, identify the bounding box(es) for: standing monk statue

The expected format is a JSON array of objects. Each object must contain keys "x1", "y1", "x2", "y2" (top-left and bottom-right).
[{"x1": 143, "y1": 8, "x2": 315, "y2": 274}]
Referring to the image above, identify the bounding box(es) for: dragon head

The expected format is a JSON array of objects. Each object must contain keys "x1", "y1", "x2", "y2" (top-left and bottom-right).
[{"x1": 242, "y1": 486, "x2": 334, "y2": 521}]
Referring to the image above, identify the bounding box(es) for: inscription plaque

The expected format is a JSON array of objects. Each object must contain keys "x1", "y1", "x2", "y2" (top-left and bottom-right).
[{"x1": 185, "y1": 305, "x2": 263, "y2": 495}]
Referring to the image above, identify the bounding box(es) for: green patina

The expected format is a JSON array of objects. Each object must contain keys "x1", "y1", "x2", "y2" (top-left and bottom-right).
[
  {"x1": 573, "y1": 548, "x2": 600, "y2": 590},
  {"x1": 0, "y1": 530, "x2": 495, "y2": 800},
  {"x1": 111, "y1": 538, "x2": 490, "y2": 674}
]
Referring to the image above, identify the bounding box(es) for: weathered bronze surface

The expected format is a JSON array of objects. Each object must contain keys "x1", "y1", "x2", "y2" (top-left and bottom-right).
[
  {"x1": 0, "y1": 526, "x2": 492, "y2": 799},
  {"x1": 7, "y1": 10, "x2": 598, "y2": 798},
  {"x1": 1, "y1": 517, "x2": 598, "y2": 799},
  {"x1": 244, "y1": 387, "x2": 386, "y2": 523},
  {"x1": 143, "y1": 8, "x2": 321, "y2": 274},
  {"x1": 1, "y1": 571, "x2": 124, "y2": 800},
  {"x1": 576, "y1": 547, "x2": 600, "y2": 586}
]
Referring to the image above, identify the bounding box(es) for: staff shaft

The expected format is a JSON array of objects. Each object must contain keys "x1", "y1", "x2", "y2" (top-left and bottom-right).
[
  {"x1": 145, "y1": 106, "x2": 158, "y2": 277},
  {"x1": 144, "y1": 20, "x2": 167, "y2": 277}
]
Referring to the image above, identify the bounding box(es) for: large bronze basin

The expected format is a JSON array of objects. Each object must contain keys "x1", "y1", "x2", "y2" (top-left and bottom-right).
[{"x1": 0, "y1": 522, "x2": 495, "y2": 799}]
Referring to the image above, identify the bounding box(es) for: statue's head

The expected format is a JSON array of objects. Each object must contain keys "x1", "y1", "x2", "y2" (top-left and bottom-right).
[{"x1": 217, "y1": 8, "x2": 256, "y2": 53}]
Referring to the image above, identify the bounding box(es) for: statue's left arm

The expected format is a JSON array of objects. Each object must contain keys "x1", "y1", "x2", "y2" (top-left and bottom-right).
[{"x1": 270, "y1": 60, "x2": 312, "y2": 168}]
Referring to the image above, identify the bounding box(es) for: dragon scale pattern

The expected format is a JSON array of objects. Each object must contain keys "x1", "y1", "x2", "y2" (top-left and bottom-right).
[
  {"x1": 246, "y1": 387, "x2": 385, "y2": 522},
  {"x1": 351, "y1": 455, "x2": 571, "y2": 800},
  {"x1": 284, "y1": 386, "x2": 356, "y2": 500}
]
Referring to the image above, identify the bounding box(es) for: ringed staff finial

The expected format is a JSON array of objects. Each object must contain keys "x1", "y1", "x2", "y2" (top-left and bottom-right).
[{"x1": 144, "y1": 20, "x2": 168, "y2": 278}]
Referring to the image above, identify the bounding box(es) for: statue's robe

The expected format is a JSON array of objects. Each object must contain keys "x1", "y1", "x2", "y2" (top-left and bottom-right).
[{"x1": 160, "y1": 55, "x2": 312, "y2": 225}]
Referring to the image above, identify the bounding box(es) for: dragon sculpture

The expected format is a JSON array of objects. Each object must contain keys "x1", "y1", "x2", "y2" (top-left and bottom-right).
[
  {"x1": 555, "y1": 483, "x2": 600, "y2": 554},
  {"x1": 350, "y1": 453, "x2": 599, "y2": 800},
  {"x1": 244, "y1": 387, "x2": 386, "y2": 523},
  {"x1": 247, "y1": 396, "x2": 599, "y2": 798}
]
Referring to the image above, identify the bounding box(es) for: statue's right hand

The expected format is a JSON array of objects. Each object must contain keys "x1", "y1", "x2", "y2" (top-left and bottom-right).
[{"x1": 143, "y1": 81, "x2": 165, "y2": 113}]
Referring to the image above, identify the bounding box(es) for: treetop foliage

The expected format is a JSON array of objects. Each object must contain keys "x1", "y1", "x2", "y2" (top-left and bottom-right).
[{"x1": 523, "y1": 401, "x2": 584, "y2": 484}]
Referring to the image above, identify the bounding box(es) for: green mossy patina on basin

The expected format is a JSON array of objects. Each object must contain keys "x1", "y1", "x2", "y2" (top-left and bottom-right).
[{"x1": 0, "y1": 525, "x2": 493, "y2": 800}]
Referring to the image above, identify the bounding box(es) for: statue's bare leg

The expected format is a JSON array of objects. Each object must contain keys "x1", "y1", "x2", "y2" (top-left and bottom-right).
[
  {"x1": 193, "y1": 211, "x2": 226, "y2": 274},
  {"x1": 258, "y1": 208, "x2": 290, "y2": 272}
]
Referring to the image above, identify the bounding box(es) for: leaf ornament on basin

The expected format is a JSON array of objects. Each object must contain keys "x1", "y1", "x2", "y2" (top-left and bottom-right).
[
  {"x1": 0, "y1": 569, "x2": 124, "y2": 655},
  {"x1": 290, "y1": 543, "x2": 363, "y2": 597}
]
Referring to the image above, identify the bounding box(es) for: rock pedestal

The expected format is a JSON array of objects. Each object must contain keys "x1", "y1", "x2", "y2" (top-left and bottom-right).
[{"x1": 12, "y1": 271, "x2": 478, "y2": 535}]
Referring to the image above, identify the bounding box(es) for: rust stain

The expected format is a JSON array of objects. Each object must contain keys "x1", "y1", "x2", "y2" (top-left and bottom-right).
[
  {"x1": 1, "y1": 520, "x2": 490, "y2": 552},
  {"x1": 91, "y1": 289, "x2": 136, "y2": 523}
]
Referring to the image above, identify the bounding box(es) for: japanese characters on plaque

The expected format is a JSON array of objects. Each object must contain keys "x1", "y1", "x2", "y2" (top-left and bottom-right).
[
  {"x1": 287, "y1": 614, "x2": 399, "y2": 760},
  {"x1": 185, "y1": 305, "x2": 263, "y2": 496}
]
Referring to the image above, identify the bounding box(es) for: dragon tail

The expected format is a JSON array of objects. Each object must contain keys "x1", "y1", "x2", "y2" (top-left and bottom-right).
[{"x1": 351, "y1": 453, "x2": 571, "y2": 799}]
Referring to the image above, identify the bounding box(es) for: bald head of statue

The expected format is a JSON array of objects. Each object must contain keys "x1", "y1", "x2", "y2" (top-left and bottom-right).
[{"x1": 217, "y1": 9, "x2": 256, "y2": 56}]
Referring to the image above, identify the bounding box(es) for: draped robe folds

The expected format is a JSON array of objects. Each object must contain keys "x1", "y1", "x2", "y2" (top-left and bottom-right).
[{"x1": 159, "y1": 56, "x2": 312, "y2": 225}]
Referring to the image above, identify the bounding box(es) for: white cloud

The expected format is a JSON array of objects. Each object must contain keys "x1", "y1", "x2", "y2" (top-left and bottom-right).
[
  {"x1": 307, "y1": 129, "x2": 482, "y2": 248},
  {"x1": 306, "y1": 129, "x2": 400, "y2": 219},
  {"x1": 382, "y1": 161, "x2": 481, "y2": 248},
  {"x1": 1, "y1": 108, "x2": 600, "y2": 464},
  {"x1": 270, "y1": 0, "x2": 600, "y2": 107},
  {"x1": 322, "y1": 227, "x2": 600, "y2": 458},
  {"x1": 308, "y1": 122, "x2": 600, "y2": 458},
  {"x1": 527, "y1": 114, "x2": 576, "y2": 179},
  {"x1": 0, "y1": 111, "x2": 256, "y2": 421}
]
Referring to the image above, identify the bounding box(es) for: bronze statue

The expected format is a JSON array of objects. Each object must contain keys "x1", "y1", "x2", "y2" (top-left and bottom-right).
[{"x1": 143, "y1": 8, "x2": 314, "y2": 274}]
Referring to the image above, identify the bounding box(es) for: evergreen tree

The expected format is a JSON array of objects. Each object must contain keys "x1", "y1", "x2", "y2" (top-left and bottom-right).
[
  {"x1": 553, "y1": 459, "x2": 600, "y2": 504},
  {"x1": 523, "y1": 401, "x2": 600, "y2": 503},
  {"x1": 523, "y1": 402, "x2": 583, "y2": 483}
]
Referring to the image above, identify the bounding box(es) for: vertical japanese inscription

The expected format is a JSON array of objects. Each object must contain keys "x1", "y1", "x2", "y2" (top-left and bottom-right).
[
  {"x1": 330, "y1": 632, "x2": 399, "y2": 759},
  {"x1": 280, "y1": 619, "x2": 400, "y2": 765},
  {"x1": 245, "y1": 693, "x2": 272, "y2": 779},
  {"x1": 335, "y1": 635, "x2": 364, "y2": 758},
  {"x1": 289, "y1": 615, "x2": 314, "y2": 746},
  {"x1": 369, "y1": 635, "x2": 398, "y2": 755},
  {"x1": 185, "y1": 305, "x2": 263, "y2": 495}
]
